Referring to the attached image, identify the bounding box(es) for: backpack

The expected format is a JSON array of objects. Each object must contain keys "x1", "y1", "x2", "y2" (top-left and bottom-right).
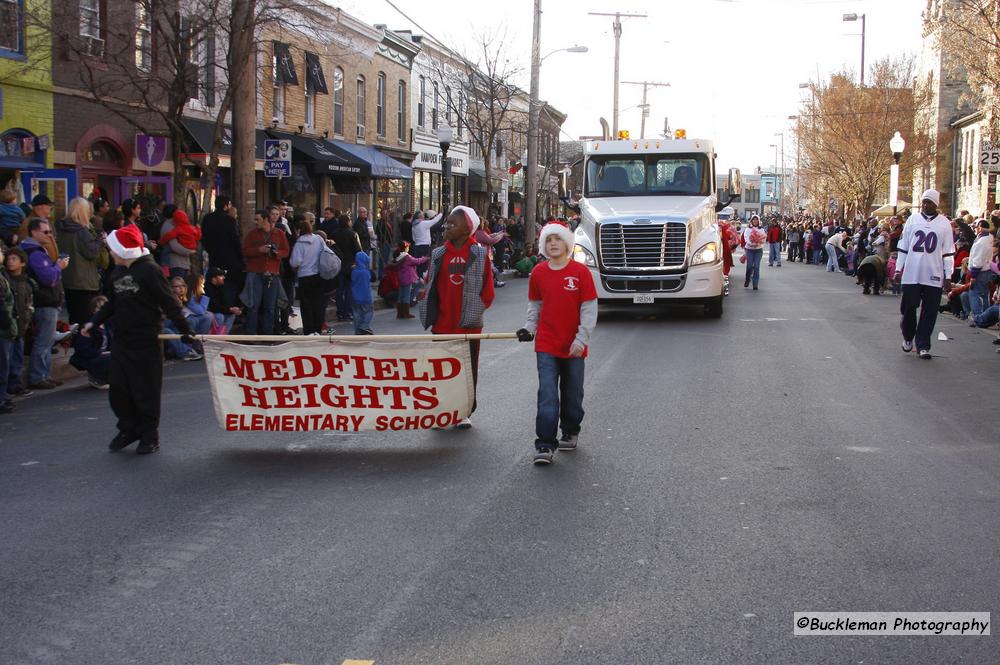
[{"x1": 318, "y1": 244, "x2": 342, "y2": 280}]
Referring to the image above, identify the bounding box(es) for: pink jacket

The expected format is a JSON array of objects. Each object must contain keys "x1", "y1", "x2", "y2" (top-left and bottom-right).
[{"x1": 396, "y1": 253, "x2": 428, "y2": 286}]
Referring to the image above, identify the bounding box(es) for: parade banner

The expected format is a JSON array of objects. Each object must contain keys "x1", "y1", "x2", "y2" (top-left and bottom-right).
[{"x1": 203, "y1": 339, "x2": 474, "y2": 433}]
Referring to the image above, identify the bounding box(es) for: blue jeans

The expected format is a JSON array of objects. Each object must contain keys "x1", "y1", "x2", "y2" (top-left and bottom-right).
[
  {"x1": 744, "y1": 248, "x2": 763, "y2": 287},
  {"x1": 7, "y1": 337, "x2": 24, "y2": 392},
  {"x1": 28, "y1": 306, "x2": 59, "y2": 384},
  {"x1": 398, "y1": 282, "x2": 413, "y2": 305},
  {"x1": 245, "y1": 272, "x2": 279, "y2": 335},
  {"x1": 336, "y1": 271, "x2": 353, "y2": 320},
  {"x1": 213, "y1": 312, "x2": 236, "y2": 331},
  {"x1": 970, "y1": 271, "x2": 993, "y2": 320},
  {"x1": 974, "y1": 304, "x2": 1000, "y2": 328},
  {"x1": 0, "y1": 337, "x2": 12, "y2": 398},
  {"x1": 812, "y1": 247, "x2": 823, "y2": 264},
  {"x1": 768, "y1": 242, "x2": 781, "y2": 266},
  {"x1": 825, "y1": 244, "x2": 840, "y2": 271},
  {"x1": 535, "y1": 352, "x2": 585, "y2": 451},
  {"x1": 353, "y1": 303, "x2": 373, "y2": 333},
  {"x1": 163, "y1": 322, "x2": 195, "y2": 358}
]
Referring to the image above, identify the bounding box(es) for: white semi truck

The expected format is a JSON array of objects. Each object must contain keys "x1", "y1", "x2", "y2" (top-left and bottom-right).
[{"x1": 570, "y1": 136, "x2": 740, "y2": 318}]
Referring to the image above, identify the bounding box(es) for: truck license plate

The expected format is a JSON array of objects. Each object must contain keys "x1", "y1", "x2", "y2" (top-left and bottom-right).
[{"x1": 632, "y1": 294, "x2": 655, "y2": 304}]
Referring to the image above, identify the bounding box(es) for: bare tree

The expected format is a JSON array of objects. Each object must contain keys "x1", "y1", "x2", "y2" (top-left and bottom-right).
[
  {"x1": 794, "y1": 57, "x2": 932, "y2": 218},
  {"x1": 937, "y1": 0, "x2": 1000, "y2": 135}
]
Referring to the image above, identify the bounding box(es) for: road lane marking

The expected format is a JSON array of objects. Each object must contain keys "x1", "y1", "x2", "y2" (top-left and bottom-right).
[{"x1": 342, "y1": 661, "x2": 375, "y2": 665}]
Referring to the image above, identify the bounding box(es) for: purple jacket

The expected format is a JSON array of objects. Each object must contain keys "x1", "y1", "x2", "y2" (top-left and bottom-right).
[
  {"x1": 397, "y1": 253, "x2": 429, "y2": 286},
  {"x1": 22, "y1": 238, "x2": 61, "y2": 287}
]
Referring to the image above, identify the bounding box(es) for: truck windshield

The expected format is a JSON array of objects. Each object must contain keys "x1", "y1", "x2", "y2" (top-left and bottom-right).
[{"x1": 585, "y1": 154, "x2": 711, "y2": 197}]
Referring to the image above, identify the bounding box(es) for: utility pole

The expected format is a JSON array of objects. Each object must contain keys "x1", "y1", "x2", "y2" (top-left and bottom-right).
[
  {"x1": 230, "y1": 0, "x2": 257, "y2": 234},
  {"x1": 526, "y1": 0, "x2": 542, "y2": 254},
  {"x1": 589, "y1": 11, "x2": 647, "y2": 137},
  {"x1": 622, "y1": 81, "x2": 670, "y2": 139}
]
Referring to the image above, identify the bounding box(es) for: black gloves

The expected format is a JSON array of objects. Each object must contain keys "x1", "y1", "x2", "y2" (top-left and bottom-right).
[
  {"x1": 516, "y1": 328, "x2": 534, "y2": 342},
  {"x1": 180, "y1": 333, "x2": 198, "y2": 346}
]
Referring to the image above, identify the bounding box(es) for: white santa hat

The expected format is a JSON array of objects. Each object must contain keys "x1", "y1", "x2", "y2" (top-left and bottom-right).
[
  {"x1": 921, "y1": 189, "x2": 940, "y2": 206},
  {"x1": 450, "y1": 205, "x2": 481, "y2": 234},
  {"x1": 538, "y1": 221, "x2": 576, "y2": 258},
  {"x1": 106, "y1": 224, "x2": 149, "y2": 260}
]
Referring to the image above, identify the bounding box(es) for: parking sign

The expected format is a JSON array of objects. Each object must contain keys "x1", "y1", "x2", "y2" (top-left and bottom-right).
[{"x1": 264, "y1": 139, "x2": 292, "y2": 177}]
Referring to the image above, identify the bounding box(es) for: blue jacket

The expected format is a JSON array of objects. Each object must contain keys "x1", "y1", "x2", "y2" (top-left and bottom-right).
[{"x1": 351, "y1": 251, "x2": 372, "y2": 304}]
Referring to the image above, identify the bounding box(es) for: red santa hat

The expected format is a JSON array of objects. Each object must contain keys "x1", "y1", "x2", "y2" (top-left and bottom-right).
[
  {"x1": 449, "y1": 205, "x2": 481, "y2": 235},
  {"x1": 107, "y1": 224, "x2": 148, "y2": 260},
  {"x1": 538, "y1": 221, "x2": 575, "y2": 258}
]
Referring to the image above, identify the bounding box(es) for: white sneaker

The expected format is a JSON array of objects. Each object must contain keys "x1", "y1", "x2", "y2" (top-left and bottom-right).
[
  {"x1": 455, "y1": 417, "x2": 472, "y2": 430},
  {"x1": 901, "y1": 339, "x2": 913, "y2": 353},
  {"x1": 918, "y1": 349, "x2": 932, "y2": 359}
]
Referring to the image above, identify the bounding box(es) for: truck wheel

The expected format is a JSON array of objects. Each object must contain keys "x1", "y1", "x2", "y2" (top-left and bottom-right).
[{"x1": 704, "y1": 296, "x2": 724, "y2": 319}]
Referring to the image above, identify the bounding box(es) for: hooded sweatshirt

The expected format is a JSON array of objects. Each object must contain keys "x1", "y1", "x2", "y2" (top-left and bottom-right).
[
  {"x1": 55, "y1": 217, "x2": 101, "y2": 291},
  {"x1": 158, "y1": 212, "x2": 202, "y2": 250},
  {"x1": 21, "y1": 237, "x2": 64, "y2": 307},
  {"x1": 351, "y1": 251, "x2": 373, "y2": 304},
  {"x1": 289, "y1": 233, "x2": 324, "y2": 278}
]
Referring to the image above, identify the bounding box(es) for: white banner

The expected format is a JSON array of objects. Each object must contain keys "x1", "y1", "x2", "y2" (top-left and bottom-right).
[{"x1": 203, "y1": 340, "x2": 474, "y2": 433}]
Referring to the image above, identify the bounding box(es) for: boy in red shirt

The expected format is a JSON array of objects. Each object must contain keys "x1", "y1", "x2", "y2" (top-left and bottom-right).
[
  {"x1": 517, "y1": 222, "x2": 597, "y2": 465},
  {"x1": 418, "y1": 205, "x2": 495, "y2": 429}
]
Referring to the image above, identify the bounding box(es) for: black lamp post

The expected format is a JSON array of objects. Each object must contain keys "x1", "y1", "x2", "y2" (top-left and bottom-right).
[{"x1": 437, "y1": 125, "x2": 454, "y2": 213}]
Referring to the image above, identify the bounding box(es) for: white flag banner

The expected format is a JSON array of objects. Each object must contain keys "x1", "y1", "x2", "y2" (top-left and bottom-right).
[{"x1": 203, "y1": 339, "x2": 474, "y2": 433}]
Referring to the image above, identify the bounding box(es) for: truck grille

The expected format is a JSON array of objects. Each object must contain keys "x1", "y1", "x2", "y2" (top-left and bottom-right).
[{"x1": 599, "y1": 222, "x2": 687, "y2": 269}]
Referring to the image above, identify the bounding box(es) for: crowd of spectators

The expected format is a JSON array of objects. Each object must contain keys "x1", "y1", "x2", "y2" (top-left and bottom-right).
[
  {"x1": 0, "y1": 186, "x2": 539, "y2": 409},
  {"x1": 733, "y1": 208, "x2": 1000, "y2": 354}
]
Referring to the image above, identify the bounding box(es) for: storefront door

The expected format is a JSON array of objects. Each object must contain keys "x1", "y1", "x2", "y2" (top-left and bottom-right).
[{"x1": 21, "y1": 169, "x2": 78, "y2": 220}]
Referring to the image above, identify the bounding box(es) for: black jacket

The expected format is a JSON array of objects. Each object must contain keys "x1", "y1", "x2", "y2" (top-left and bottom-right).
[
  {"x1": 331, "y1": 226, "x2": 363, "y2": 263},
  {"x1": 205, "y1": 281, "x2": 235, "y2": 315},
  {"x1": 201, "y1": 209, "x2": 244, "y2": 274},
  {"x1": 91, "y1": 255, "x2": 192, "y2": 344}
]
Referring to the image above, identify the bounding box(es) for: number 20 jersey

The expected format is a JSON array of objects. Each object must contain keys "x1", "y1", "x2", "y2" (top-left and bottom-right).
[{"x1": 895, "y1": 213, "x2": 956, "y2": 287}]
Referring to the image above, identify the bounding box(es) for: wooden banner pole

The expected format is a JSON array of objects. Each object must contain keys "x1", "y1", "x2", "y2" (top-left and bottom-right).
[{"x1": 158, "y1": 333, "x2": 520, "y2": 343}]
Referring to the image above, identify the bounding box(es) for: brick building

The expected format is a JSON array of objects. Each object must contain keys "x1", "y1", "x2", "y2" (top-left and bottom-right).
[{"x1": 0, "y1": 0, "x2": 57, "y2": 210}]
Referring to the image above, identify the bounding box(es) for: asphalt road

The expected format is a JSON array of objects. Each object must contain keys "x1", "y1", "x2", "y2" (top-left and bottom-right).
[{"x1": 2, "y1": 259, "x2": 998, "y2": 665}]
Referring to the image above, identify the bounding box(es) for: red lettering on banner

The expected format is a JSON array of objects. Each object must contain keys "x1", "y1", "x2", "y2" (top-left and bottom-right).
[
  {"x1": 350, "y1": 415, "x2": 364, "y2": 431},
  {"x1": 412, "y1": 386, "x2": 439, "y2": 410},
  {"x1": 429, "y1": 357, "x2": 461, "y2": 381},
  {"x1": 240, "y1": 384, "x2": 272, "y2": 409},
  {"x1": 320, "y1": 384, "x2": 347, "y2": 408},
  {"x1": 371, "y1": 358, "x2": 400, "y2": 381},
  {"x1": 259, "y1": 359, "x2": 288, "y2": 381},
  {"x1": 301, "y1": 383, "x2": 321, "y2": 408},
  {"x1": 273, "y1": 385, "x2": 301, "y2": 408},
  {"x1": 381, "y1": 385, "x2": 408, "y2": 409},
  {"x1": 222, "y1": 354, "x2": 258, "y2": 381},
  {"x1": 321, "y1": 354, "x2": 350, "y2": 378},
  {"x1": 290, "y1": 355, "x2": 322, "y2": 379},
  {"x1": 349, "y1": 384, "x2": 383, "y2": 409},
  {"x1": 399, "y1": 357, "x2": 430, "y2": 381},
  {"x1": 350, "y1": 355, "x2": 371, "y2": 379},
  {"x1": 225, "y1": 413, "x2": 239, "y2": 430}
]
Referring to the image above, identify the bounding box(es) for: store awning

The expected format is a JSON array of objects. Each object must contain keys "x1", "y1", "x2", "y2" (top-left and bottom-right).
[
  {"x1": 181, "y1": 118, "x2": 267, "y2": 160},
  {"x1": 469, "y1": 167, "x2": 503, "y2": 192},
  {"x1": 266, "y1": 131, "x2": 368, "y2": 176},
  {"x1": 329, "y1": 140, "x2": 413, "y2": 179}
]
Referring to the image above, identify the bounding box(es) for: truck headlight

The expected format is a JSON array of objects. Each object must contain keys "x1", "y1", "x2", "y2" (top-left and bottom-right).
[
  {"x1": 573, "y1": 244, "x2": 597, "y2": 267},
  {"x1": 690, "y1": 241, "x2": 719, "y2": 266}
]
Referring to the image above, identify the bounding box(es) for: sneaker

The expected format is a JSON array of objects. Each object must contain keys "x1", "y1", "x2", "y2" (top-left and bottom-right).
[
  {"x1": 182, "y1": 350, "x2": 203, "y2": 361},
  {"x1": 108, "y1": 432, "x2": 138, "y2": 452},
  {"x1": 27, "y1": 380, "x2": 57, "y2": 390},
  {"x1": 901, "y1": 339, "x2": 914, "y2": 353},
  {"x1": 992, "y1": 337, "x2": 1000, "y2": 346},
  {"x1": 532, "y1": 447, "x2": 555, "y2": 465},
  {"x1": 0, "y1": 399, "x2": 15, "y2": 414},
  {"x1": 52, "y1": 329, "x2": 74, "y2": 343},
  {"x1": 752, "y1": 285, "x2": 758, "y2": 290},
  {"x1": 136, "y1": 440, "x2": 160, "y2": 455},
  {"x1": 918, "y1": 349, "x2": 932, "y2": 359},
  {"x1": 8, "y1": 387, "x2": 33, "y2": 398},
  {"x1": 558, "y1": 433, "x2": 579, "y2": 451},
  {"x1": 455, "y1": 417, "x2": 472, "y2": 430},
  {"x1": 88, "y1": 377, "x2": 110, "y2": 390}
]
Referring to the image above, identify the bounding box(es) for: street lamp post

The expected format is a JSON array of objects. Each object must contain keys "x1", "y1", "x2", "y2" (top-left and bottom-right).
[
  {"x1": 843, "y1": 13, "x2": 866, "y2": 86},
  {"x1": 437, "y1": 124, "x2": 454, "y2": 214},
  {"x1": 889, "y1": 131, "x2": 905, "y2": 216},
  {"x1": 774, "y1": 132, "x2": 785, "y2": 214},
  {"x1": 788, "y1": 116, "x2": 800, "y2": 212}
]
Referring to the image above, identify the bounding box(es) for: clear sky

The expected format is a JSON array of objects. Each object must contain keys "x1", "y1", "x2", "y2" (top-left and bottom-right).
[{"x1": 336, "y1": 0, "x2": 926, "y2": 172}]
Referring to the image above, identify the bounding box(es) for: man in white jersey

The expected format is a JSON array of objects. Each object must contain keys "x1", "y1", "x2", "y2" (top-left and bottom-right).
[{"x1": 893, "y1": 189, "x2": 955, "y2": 359}]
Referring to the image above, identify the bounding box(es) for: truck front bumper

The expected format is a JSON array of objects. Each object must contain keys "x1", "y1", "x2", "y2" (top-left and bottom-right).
[{"x1": 589, "y1": 262, "x2": 724, "y2": 302}]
